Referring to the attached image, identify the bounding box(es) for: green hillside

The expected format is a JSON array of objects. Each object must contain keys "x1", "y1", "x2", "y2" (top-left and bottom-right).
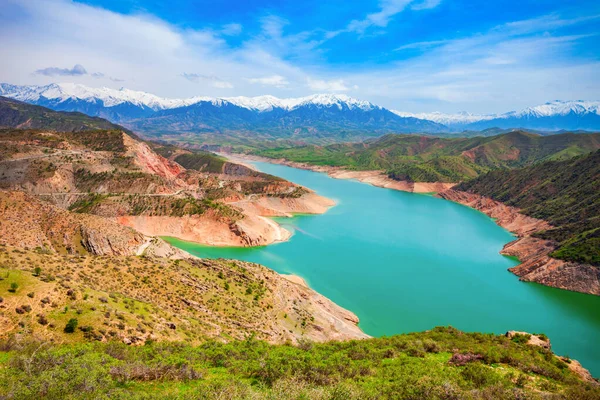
[
  {"x1": 256, "y1": 131, "x2": 600, "y2": 182},
  {"x1": 457, "y1": 151, "x2": 600, "y2": 266},
  {"x1": 2, "y1": 327, "x2": 597, "y2": 399}
]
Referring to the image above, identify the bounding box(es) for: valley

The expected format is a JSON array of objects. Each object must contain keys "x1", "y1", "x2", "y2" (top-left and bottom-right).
[
  {"x1": 0, "y1": 90, "x2": 599, "y2": 398},
  {"x1": 166, "y1": 159, "x2": 600, "y2": 378},
  {"x1": 2, "y1": 0, "x2": 600, "y2": 397}
]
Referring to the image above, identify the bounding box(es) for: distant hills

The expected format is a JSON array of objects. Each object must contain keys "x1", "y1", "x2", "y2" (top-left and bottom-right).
[
  {"x1": 255, "y1": 131, "x2": 600, "y2": 182},
  {"x1": 0, "y1": 96, "x2": 126, "y2": 132},
  {"x1": 2, "y1": 83, "x2": 599, "y2": 140}
]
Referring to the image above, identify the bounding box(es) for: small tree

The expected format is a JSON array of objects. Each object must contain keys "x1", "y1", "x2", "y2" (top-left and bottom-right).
[
  {"x1": 8, "y1": 282, "x2": 18, "y2": 293},
  {"x1": 64, "y1": 318, "x2": 78, "y2": 333},
  {"x1": 33, "y1": 267, "x2": 42, "y2": 277}
]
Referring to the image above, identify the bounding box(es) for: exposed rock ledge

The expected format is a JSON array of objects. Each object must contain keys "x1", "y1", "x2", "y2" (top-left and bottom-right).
[
  {"x1": 438, "y1": 189, "x2": 600, "y2": 296},
  {"x1": 225, "y1": 154, "x2": 455, "y2": 194},
  {"x1": 116, "y1": 192, "x2": 334, "y2": 247}
]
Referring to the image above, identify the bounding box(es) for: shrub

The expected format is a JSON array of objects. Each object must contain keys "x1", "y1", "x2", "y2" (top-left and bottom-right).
[
  {"x1": 64, "y1": 318, "x2": 78, "y2": 333},
  {"x1": 8, "y1": 282, "x2": 18, "y2": 293},
  {"x1": 461, "y1": 362, "x2": 500, "y2": 388},
  {"x1": 511, "y1": 333, "x2": 531, "y2": 344}
]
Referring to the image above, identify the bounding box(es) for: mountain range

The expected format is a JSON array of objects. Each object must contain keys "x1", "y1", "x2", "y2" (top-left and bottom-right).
[
  {"x1": 394, "y1": 100, "x2": 600, "y2": 131},
  {"x1": 1, "y1": 83, "x2": 599, "y2": 138}
]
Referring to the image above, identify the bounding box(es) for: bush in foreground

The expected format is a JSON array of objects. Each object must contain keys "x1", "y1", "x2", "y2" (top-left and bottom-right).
[{"x1": 0, "y1": 327, "x2": 597, "y2": 399}]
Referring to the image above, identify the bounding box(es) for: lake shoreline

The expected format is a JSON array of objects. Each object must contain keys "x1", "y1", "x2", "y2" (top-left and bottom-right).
[
  {"x1": 118, "y1": 189, "x2": 335, "y2": 249},
  {"x1": 228, "y1": 153, "x2": 599, "y2": 297},
  {"x1": 437, "y1": 189, "x2": 600, "y2": 296},
  {"x1": 223, "y1": 153, "x2": 456, "y2": 193},
  {"x1": 166, "y1": 159, "x2": 600, "y2": 377}
]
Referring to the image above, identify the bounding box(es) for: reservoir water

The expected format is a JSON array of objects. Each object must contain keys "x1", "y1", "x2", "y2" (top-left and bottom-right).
[{"x1": 165, "y1": 161, "x2": 600, "y2": 376}]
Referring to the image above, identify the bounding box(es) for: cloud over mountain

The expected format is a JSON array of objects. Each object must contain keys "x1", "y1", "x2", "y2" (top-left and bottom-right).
[{"x1": 34, "y1": 64, "x2": 87, "y2": 76}]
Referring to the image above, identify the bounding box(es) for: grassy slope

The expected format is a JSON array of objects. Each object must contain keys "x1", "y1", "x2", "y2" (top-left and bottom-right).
[
  {"x1": 456, "y1": 150, "x2": 600, "y2": 266},
  {"x1": 255, "y1": 131, "x2": 600, "y2": 182},
  {"x1": 1, "y1": 327, "x2": 598, "y2": 399},
  {"x1": 0, "y1": 243, "x2": 317, "y2": 345}
]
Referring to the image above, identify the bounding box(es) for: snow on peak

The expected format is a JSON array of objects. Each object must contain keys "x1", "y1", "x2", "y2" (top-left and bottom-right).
[
  {"x1": 221, "y1": 93, "x2": 377, "y2": 112},
  {"x1": 511, "y1": 100, "x2": 600, "y2": 118},
  {"x1": 1, "y1": 82, "x2": 378, "y2": 113},
  {"x1": 391, "y1": 110, "x2": 497, "y2": 125},
  {"x1": 2, "y1": 82, "x2": 597, "y2": 121},
  {"x1": 0, "y1": 83, "x2": 202, "y2": 110},
  {"x1": 393, "y1": 100, "x2": 600, "y2": 125}
]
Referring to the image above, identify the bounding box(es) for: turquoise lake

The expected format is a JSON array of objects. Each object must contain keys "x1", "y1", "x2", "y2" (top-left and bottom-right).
[{"x1": 165, "y1": 161, "x2": 600, "y2": 377}]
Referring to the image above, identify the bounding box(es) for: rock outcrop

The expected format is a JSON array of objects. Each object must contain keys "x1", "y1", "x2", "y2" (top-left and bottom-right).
[
  {"x1": 117, "y1": 211, "x2": 292, "y2": 247},
  {"x1": 0, "y1": 190, "x2": 145, "y2": 256}
]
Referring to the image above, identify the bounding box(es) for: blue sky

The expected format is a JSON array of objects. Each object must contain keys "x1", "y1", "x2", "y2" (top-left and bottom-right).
[{"x1": 0, "y1": 0, "x2": 599, "y2": 113}]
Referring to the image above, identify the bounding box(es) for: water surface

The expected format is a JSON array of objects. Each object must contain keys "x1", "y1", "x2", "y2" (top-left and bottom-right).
[{"x1": 165, "y1": 161, "x2": 600, "y2": 376}]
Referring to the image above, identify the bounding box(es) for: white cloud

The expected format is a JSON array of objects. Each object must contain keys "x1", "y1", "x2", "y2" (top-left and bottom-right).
[
  {"x1": 411, "y1": 0, "x2": 442, "y2": 11},
  {"x1": 221, "y1": 23, "x2": 242, "y2": 36},
  {"x1": 247, "y1": 75, "x2": 289, "y2": 88},
  {"x1": 0, "y1": 0, "x2": 306, "y2": 98},
  {"x1": 394, "y1": 39, "x2": 449, "y2": 51},
  {"x1": 306, "y1": 78, "x2": 350, "y2": 92},
  {"x1": 344, "y1": 0, "x2": 443, "y2": 35},
  {"x1": 182, "y1": 73, "x2": 234, "y2": 89},
  {"x1": 0, "y1": 0, "x2": 597, "y2": 113},
  {"x1": 35, "y1": 63, "x2": 87, "y2": 76}
]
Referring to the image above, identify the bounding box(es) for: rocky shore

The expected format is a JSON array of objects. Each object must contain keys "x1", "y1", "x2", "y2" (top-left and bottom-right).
[
  {"x1": 116, "y1": 191, "x2": 335, "y2": 247},
  {"x1": 438, "y1": 189, "x2": 600, "y2": 296}
]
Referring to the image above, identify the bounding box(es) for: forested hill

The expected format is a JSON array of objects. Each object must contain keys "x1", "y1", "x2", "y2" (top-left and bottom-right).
[
  {"x1": 457, "y1": 150, "x2": 600, "y2": 266},
  {"x1": 255, "y1": 131, "x2": 600, "y2": 182}
]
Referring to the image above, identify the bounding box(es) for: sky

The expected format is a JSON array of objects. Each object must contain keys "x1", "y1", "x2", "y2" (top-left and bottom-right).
[{"x1": 0, "y1": 0, "x2": 599, "y2": 113}]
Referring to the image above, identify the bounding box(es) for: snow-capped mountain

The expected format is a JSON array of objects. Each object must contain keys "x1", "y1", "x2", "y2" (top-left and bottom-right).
[
  {"x1": 0, "y1": 82, "x2": 445, "y2": 136},
  {"x1": 1, "y1": 82, "x2": 598, "y2": 135},
  {"x1": 393, "y1": 100, "x2": 600, "y2": 131},
  {"x1": 391, "y1": 110, "x2": 497, "y2": 126},
  {"x1": 0, "y1": 83, "x2": 378, "y2": 115},
  {"x1": 507, "y1": 100, "x2": 600, "y2": 118}
]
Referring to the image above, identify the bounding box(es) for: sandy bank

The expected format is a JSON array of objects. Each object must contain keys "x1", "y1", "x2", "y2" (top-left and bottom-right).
[
  {"x1": 282, "y1": 274, "x2": 309, "y2": 287},
  {"x1": 227, "y1": 192, "x2": 336, "y2": 217},
  {"x1": 278, "y1": 273, "x2": 370, "y2": 341},
  {"x1": 117, "y1": 211, "x2": 291, "y2": 247},
  {"x1": 116, "y1": 188, "x2": 335, "y2": 247},
  {"x1": 438, "y1": 189, "x2": 600, "y2": 296},
  {"x1": 225, "y1": 153, "x2": 455, "y2": 194}
]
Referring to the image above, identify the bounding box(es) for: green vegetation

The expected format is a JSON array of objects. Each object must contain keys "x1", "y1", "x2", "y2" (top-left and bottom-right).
[
  {"x1": 1, "y1": 327, "x2": 598, "y2": 399},
  {"x1": 255, "y1": 131, "x2": 600, "y2": 182},
  {"x1": 457, "y1": 150, "x2": 600, "y2": 265},
  {"x1": 64, "y1": 318, "x2": 79, "y2": 333},
  {"x1": 68, "y1": 193, "x2": 109, "y2": 213},
  {"x1": 174, "y1": 152, "x2": 226, "y2": 173}
]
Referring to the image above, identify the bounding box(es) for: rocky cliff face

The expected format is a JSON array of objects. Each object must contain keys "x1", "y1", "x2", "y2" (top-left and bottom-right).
[
  {"x1": 438, "y1": 189, "x2": 600, "y2": 295},
  {"x1": 0, "y1": 190, "x2": 145, "y2": 256}
]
